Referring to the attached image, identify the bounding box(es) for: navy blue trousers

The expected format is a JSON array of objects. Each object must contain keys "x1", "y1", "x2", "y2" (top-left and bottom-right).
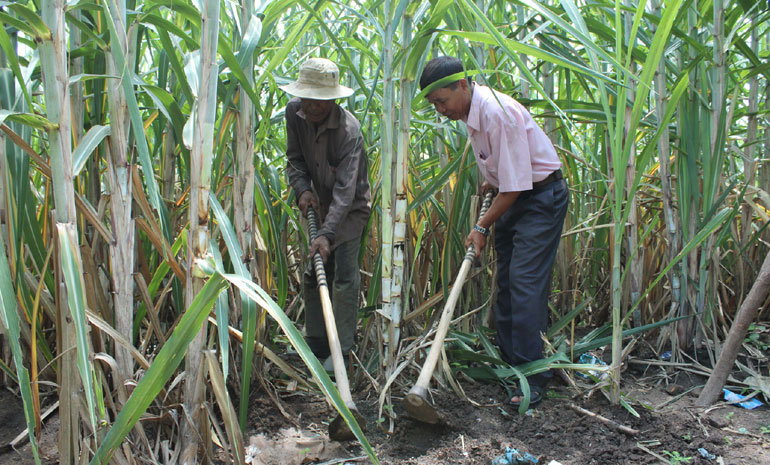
[{"x1": 494, "y1": 178, "x2": 568, "y2": 387}]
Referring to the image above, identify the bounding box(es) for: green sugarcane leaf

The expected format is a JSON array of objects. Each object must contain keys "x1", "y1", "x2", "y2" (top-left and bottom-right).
[
  {"x1": 625, "y1": 73, "x2": 690, "y2": 214},
  {"x1": 620, "y1": 396, "x2": 640, "y2": 418},
  {"x1": 0, "y1": 11, "x2": 35, "y2": 38},
  {"x1": 73, "y1": 125, "x2": 110, "y2": 176},
  {"x1": 143, "y1": 84, "x2": 187, "y2": 143},
  {"x1": 621, "y1": 0, "x2": 685, "y2": 170},
  {"x1": 133, "y1": 231, "x2": 186, "y2": 341},
  {"x1": 466, "y1": 0, "x2": 583, "y2": 134},
  {"x1": 0, "y1": 357, "x2": 19, "y2": 384},
  {"x1": 522, "y1": 0, "x2": 626, "y2": 76},
  {"x1": 459, "y1": 365, "x2": 500, "y2": 381},
  {"x1": 0, "y1": 17, "x2": 32, "y2": 107},
  {"x1": 403, "y1": 0, "x2": 454, "y2": 81},
  {"x1": 574, "y1": 315, "x2": 690, "y2": 355},
  {"x1": 0, "y1": 110, "x2": 53, "y2": 130},
  {"x1": 256, "y1": 0, "x2": 326, "y2": 91},
  {"x1": 547, "y1": 298, "x2": 592, "y2": 338},
  {"x1": 65, "y1": 12, "x2": 109, "y2": 50},
  {"x1": 294, "y1": 0, "x2": 367, "y2": 93},
  {"x1": 442, "y1": 30, "x2": 616, "y2": 85},
  {"x1": 208, "y1": 238, "x2": 230, "y2": 381},
  {"x1": 447, "y1": 349, "x2": 507, "y2": 365},
  {"x1": 57, "y1": 224, "x2": 99, "y2": 437},
  {"x1": 6, "y1": 4, "x2": 49, "y2": 39},
  {"x1": 408, "y1": 152, "x2": 464, "y2": 213},
  {"x1": 626, "y1": 208, "x2": 735, "y2": 319},
  {"x1": 236, "y1": 14, "x2": 262, "y2": 71},
  {"x1": 69, "y1": 74, "x2": 119, "y2": 85},
  {"x1": 146, "y1": 0, "x2": 201, "y2": 27},
  {"x1": 90, "y1": 274, "x2": 228, "y2": 465},
  {"x1": 209, "y1": 193, "x2": 258, "y2": 431},
  {"x1": 140, "y1": 12, "x2": 198, "y2": 49},
  {"x1": 217, "y1": 32, "x2": 261, "y2": 106},
  {"x1": 0, "y1": 224, "x2": 41, "y2": 464},
  {"x1": 152, "y1": 27, "x2": 195, "y2": 104},
  {"x1": 476, "y1": 328, "x2": 502, "y2": 362},
  {"x1": 254, "y1": 166, "x2": 289, "y2": 306}
]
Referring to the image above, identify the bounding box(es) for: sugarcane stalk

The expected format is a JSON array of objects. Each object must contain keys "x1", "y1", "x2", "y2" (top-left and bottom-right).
[
  {"x1": 623, "y1": 0, "x2": 642, "y2": 330},
  {"x1": 651, "y1": 0, "x2": 682, "y2": 359},
  {"x1": 608, "y1": 3, "x2": 627, "y2": 405},
  {"x1": 105, "y1": 0, "x2": 135, "y2": 382},
  {"x1": 390, "y1": 9, "x2": 412, "y2": 378},
  {"x1": 234, "y1": 0, "x2": 257, "y2": 311},
  {"x1": 375, "y1": 8, "x2": 413, "y2": 433},
  {"x1": 380, "y1": 0, "x2": 395, "y2": 374},
  {"x1": 181, "y1": 0, "x2": 220, "y2": 462},
  {"x1": 235, "y1": 0, "x2": 259, "y2": 432},
  {"x1": 40, "y1": 0, "x2": 97, "y2": 460}
]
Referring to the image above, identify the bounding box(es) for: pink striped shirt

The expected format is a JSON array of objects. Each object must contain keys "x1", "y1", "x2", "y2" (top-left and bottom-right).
[{"x1": 462, "y1": 84, "x2": 560, "y2": 192}]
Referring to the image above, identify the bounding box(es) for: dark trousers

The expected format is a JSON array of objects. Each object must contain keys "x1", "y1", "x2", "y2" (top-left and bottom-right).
[
  {"x1": 304, "y1": 237, "x2": 361, "y2": 359},
  {"x1": 494, "y1": 178, "x2": 568, "y2": 387}
]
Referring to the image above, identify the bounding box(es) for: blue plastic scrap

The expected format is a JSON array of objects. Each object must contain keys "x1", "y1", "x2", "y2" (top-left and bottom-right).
[
  {"x1": 698, "y1": 447, "x2": 717, "y2": 460},
  {"x1": 722, "y1": 388, "x2": 764, "y2": 410},
  {"x1": 491, "y1": 446, "x2": 539, "y2": 465},
  {"x1": 576, "y1": 353, "x2": 608, "y2": 380},
  {"x1": 660, "y1": 350, "x2": 672, "y2": 361}
]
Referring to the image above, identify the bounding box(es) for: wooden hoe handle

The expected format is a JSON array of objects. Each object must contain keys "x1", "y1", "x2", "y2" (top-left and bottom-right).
[
  {"x1": 411, "y1": 191, "x2": 494, "y2": 393},
  {"x1": 307, "y1": 207, "x2": 356, "y2": 409}
]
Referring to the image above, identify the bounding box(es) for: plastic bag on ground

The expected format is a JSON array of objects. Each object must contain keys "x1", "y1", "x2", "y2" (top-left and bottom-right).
[{"x1": 491, "y1": 446, "x2": 538, "y2": 464}]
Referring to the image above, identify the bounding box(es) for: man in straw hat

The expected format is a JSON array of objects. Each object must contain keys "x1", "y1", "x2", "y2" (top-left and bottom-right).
[{"x1": 281, "y1": 58, "x2": 371, "y2": 371}]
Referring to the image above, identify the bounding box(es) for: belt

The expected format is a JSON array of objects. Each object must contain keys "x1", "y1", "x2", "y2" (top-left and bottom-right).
[{"x1": 532, "y1": 169, "x2": 563, "y2": 189}]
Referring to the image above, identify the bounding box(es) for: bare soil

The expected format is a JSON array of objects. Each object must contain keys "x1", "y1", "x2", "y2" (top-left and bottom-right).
[
  {"x1": 243, "y1": 356, "x2": 770, "y2": 465},
  {"x1": 1, "y1": 358, "x2": 768, "y2": 464}
]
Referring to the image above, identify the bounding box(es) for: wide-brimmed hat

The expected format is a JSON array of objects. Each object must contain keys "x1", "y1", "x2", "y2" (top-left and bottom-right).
[{"x1": 279, "y1": 58, "x2": 354, "y2": 100}]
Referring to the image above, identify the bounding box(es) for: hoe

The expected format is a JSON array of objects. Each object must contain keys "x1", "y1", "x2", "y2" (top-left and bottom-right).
[
  {"x1": 404, "y1": 191, "x2": 494, "y2": 423},
  {"x1": 307, "y1": 207, "x2": 367, "y2": 440}
]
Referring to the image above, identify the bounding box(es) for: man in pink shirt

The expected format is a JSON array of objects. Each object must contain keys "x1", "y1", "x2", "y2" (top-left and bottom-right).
[{"x1": 420, "y1": 57, "x2": 568, "y2": 407}]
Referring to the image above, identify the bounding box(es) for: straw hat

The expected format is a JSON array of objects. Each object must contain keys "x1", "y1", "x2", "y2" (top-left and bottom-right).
[{"x1": 280, "y1": 58, "x2": 354, "y2": 100}]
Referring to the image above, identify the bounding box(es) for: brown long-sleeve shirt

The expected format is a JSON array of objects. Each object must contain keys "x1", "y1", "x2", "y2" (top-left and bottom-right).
[{"x1": 285, "y1": 98, "x2": 371, "y2": 247}]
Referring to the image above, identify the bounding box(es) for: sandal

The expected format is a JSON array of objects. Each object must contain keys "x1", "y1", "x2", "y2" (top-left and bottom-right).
[{"x1": 509, "y1": 385, "x2": 543, "y2": 407}]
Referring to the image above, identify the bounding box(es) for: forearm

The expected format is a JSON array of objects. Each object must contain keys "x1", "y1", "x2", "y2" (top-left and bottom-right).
[{"x1": 476, "y1": 191, "x2": 519, "y2": 229}]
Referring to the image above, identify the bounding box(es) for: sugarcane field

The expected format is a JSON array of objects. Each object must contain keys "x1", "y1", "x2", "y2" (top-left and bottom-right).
[{"x1": 1, "y1": 0, "x2": 770, "y2": 464}]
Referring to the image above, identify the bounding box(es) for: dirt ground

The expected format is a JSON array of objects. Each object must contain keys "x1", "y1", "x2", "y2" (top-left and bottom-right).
[
  {"x1": 242, "y1": 357, "x2": 770, "y2": 465},
  {"x1": 1, "y1": 356, "x2": 769, "y2": 464}
]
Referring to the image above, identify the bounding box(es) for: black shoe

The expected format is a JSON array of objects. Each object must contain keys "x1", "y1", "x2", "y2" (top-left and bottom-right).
[{"x1": 509, "y1": 385, "x2": 543, "y2": 407}]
